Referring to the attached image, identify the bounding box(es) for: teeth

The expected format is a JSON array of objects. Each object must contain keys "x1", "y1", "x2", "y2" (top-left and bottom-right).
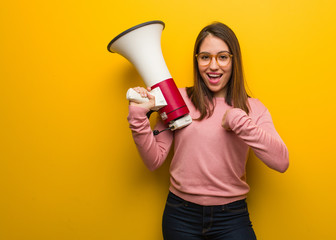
[{"x1": 208, "y1": 74, "x2": 221, "y2": 78}]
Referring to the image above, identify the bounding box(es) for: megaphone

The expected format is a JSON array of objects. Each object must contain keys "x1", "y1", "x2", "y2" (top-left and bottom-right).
[{"x1": 107, "y1": 20, "x2": 192, "y2": 131}]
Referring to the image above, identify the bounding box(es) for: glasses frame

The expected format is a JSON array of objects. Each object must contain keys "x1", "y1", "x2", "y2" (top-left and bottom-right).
[{"x1": 195, "y1": 51, "x2": 233, "y2": 67}]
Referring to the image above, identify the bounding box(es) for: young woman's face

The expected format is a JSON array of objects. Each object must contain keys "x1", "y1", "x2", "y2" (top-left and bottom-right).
[{"x1": 197, "y1": 35, "x2": 232, "y2": 98}]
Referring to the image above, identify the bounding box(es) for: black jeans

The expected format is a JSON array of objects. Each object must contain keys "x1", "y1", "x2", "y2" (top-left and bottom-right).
[{"x1": 162, "y1": 192, "x2": 257, "y2": 240}]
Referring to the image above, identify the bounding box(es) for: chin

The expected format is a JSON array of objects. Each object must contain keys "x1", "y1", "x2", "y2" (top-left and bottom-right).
[{"x1": 206, "y1": 84, "x2": 227, "y2": 97}]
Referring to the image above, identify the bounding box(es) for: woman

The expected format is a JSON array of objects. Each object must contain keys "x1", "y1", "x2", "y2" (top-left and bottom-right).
[{"x1": 127, "y1": 22, "x2": 289, "y2": 240}]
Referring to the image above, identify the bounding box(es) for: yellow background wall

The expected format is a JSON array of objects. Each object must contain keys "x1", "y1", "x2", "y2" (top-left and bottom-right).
[{"x1": 1, "y1": 0, "x2": 335, "y2": 239}]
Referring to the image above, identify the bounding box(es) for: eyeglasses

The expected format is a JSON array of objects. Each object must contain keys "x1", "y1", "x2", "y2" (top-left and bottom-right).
[{"x1": 195, "y1": 51, "x2": 233, "y2": 67}]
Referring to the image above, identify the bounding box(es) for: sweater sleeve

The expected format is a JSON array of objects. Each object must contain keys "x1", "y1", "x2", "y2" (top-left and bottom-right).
[
  {"x1": 225, "y1": 103, "x2": 289, "y2": 173},
  {"x1": 127, "y1": 105, "x2": 174, "y2": 171}
]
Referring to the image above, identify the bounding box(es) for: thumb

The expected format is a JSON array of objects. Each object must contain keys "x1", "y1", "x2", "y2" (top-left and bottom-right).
[
  {"x1": 144, "y1": 91, "x2": 155, "y2": 109},
  {"x1": 147, "y1": 91, "x2": 154, "y2": 99}
]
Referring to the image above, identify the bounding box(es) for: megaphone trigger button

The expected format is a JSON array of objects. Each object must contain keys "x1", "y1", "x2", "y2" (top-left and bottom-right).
[{"x1": 160, "y1": 112, "x2": 168, "y2": 120}]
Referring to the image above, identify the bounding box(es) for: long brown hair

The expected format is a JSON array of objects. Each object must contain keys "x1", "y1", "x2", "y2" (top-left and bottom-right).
[{"x1": 187, "y1": 22, "x2": 250, "y2": 120}]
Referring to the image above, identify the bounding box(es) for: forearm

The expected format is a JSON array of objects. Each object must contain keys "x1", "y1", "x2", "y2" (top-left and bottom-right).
[
  {"x1": 226, "y1": 108, "x2": 289, "y2": 172},
  {"x1": 127, "y1": 105, "x2": 173, "y2": 171}
]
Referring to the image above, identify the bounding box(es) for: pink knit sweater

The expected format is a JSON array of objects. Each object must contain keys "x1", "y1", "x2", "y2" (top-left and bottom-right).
[{"x1": 127, "y1": 88, "x2": 289, "y2": 206}]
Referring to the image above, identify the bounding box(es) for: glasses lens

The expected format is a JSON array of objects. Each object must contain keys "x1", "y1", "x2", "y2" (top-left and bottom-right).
[
  {"x1": 217, "y1": 53, "x2": 231, "y2": 66},
  {"x1": 197, "y1": 53, "x2": 211, "y2": 66}
]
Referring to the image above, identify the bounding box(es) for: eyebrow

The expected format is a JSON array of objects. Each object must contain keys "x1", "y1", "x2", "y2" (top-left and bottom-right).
[{"x1": 198, "y1": 50, "x2": 231, "y2": 54}]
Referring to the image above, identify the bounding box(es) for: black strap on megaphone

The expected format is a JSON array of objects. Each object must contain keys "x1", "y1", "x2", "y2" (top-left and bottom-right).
[
  {"x1": 146, "y1": 110, "x2": 172, "y2": 135},
  {"x1": 153, "y1": 127, "x2": 173, "y2": 135}
]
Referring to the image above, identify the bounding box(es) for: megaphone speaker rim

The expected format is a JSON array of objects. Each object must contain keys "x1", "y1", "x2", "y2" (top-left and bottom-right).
[{"x1": 107, "y1": 20, "x2": 165, "y2": 53}]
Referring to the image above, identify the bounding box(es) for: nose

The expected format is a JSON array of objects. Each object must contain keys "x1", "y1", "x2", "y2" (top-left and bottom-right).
[{"x1": 209, "y1": 56, "x2": 219, "y2": 69}]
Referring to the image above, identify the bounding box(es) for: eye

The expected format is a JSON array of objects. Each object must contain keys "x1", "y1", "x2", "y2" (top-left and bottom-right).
[
  {"x1": 200, "y1": 54, "x2": 210, "y2": 60},
  {"x1": 218, "y1": 54, "x2": 229, "y2": 60}
]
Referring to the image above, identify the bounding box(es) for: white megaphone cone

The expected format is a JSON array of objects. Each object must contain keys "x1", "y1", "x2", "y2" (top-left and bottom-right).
[{"x1": 107, "y1": 21, "x2": 192, "y2": 131}]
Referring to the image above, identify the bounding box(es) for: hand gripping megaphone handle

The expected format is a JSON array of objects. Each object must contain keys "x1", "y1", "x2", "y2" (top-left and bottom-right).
[
  {"x1": 126, "y1": 87, "x2": 168, "y2": 111},
  {"x1": 126, "y1": 86, "x2": 192, "y2": 131},
  {"x1": 126, "y1": 88, "x2": 149, "y2": 103}
]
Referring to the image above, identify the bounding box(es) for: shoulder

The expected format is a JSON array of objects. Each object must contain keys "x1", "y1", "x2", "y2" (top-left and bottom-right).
[
  {"x1": 247, "y1": 97, "x2": 269, "y2": 117},
  {"x1": 178, "y1": 87, "x2": 197, "y2": 113},
  {"x1": 178, "y1": 87, "x2": 188, "y2": 97},
  {"x1": 178, "y1": 87, "x2": 191, "y2": 103}
]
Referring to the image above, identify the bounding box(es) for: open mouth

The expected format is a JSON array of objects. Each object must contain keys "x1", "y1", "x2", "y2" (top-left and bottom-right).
[{"x1": 207, "y1": 73, "x2": 223, "y2": 84}]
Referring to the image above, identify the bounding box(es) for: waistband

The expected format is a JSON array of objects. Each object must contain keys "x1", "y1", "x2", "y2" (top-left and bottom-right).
[
  {"x1": 169, "y1": 186, "x2": 248, "y2": 206},
  {"x1": 167, "y1": 191, "x2": 247, "y2": 211}
]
